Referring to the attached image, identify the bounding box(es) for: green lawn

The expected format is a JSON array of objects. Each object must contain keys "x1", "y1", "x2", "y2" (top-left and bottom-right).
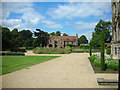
[{"x1": 2, "y1": 56, "x2": 59, "y2": 75}]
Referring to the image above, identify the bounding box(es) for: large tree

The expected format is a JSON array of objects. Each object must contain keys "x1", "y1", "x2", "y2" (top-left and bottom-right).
[
  {"x1": 18, "y1": 30, "x2": 33, "y2": 47},
  {"x1": 56, "y1": 31, "x2": 61, "y2": 36},
  {"x1": 90, "y1": 20, "x2": 112, "y2": 47},
  {"x1": 34, "y1": 29, "x2": 50, "y2": 47},
  {"x1": 10, "y1": 28, "x2": 19, "y2": 50},
  {"x1": 78, "y1": 35, "x2": 88, "y2": 45},
  {"x1": 2, "y1": 26, "x2": 11, "y2": 50},
  {"x1": 63, "y1": 33, "x2": 68, "y2": 36},
  {"x1": 50, "y1": 32, "x2": 55, "y2": 36}
]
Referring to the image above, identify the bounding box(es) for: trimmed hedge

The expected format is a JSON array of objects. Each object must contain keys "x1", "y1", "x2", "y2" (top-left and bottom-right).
[
  {"x1": 5, "y1": 52, "x2": 25, "y2": 56},
  {"x1": 33, "y1": 47, "x2": 71, "y2": 54}
]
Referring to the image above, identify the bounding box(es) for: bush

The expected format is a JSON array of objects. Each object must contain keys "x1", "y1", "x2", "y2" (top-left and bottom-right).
[
  {"x1": 90, "y1": 55, "x2": 97, "y2": 62},
  {"x1": 33, "y1": 47, "x2": 71, "y2": 54},
  {"x1": 90, "y1": 55, "x2": 119, "y2": 71},
  {"x1": 27, "y1": 47, "x2": 34, "y2": 50},
  {"x1": 6, "y1": 52, "x2": 25, "y2": 56},
  {"x1": 106, "y1": 58, "x2": 119, "y2": 71},
  {"x1": 79, "y1": 45, "x2": 89, "y2": 49},
  {"x1": 94, "y1": 59, "x2": 101, "y2": 67},
  {"x1": 106, "y1": 48, "x2": 111, "y2": 55}
]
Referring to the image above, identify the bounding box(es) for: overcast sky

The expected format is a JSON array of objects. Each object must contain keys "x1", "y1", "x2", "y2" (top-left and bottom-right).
[{"x1": 1, "y1": 0, "x2": 112, "y2": 41}]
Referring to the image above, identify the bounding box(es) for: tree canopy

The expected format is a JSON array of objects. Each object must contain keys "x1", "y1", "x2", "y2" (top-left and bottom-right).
[
  {"x1": 78, "y1": 35, "x2": 88, "y2": 45},
  {"x1": 90, "y1": 20, "x2": 112, "y2": 47},
  {"x1": 34, "y1": 29, "x2": 50, "y2": 47},
  {"x1": 63, "y1": 33, "x2": 68, "y2": 36},
  {"x1": 56, "y1": 31, "x2": 61, "y2": 36}
]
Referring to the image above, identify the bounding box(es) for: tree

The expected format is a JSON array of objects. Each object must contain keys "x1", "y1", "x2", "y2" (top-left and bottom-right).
[
  {"x1": 63, "y1": 33, "x2": 68, "y2": 36},
  {"x1": 2, "y1": 26, "x2": 11, "y2": 50},
  {"x1": 10, "y1": 28, "x2": 19, "y2": 50},
  {"x1": 50, "y1": 32, "x2": 55, "y2": 36},
  {"x1": 78, "y1": 35, "x2": 88, "y2": 45},
  {"x1": 90, "y1": 20, "x2": 112, "y2": 47},
  {"x1": 56, "y1": 31, "x2": 61, "y2": 36},
  {"x1": 100, "y1": 31, "x2": 105, "y2": 71},
  {"x1": 89, "y1": 43, "x2": 92, "y2": 56},
  {"x1": 18, "y1": 30, "x2": 33, "y2": 47},
  {"x1": 34, "y1": 29, "x2": 50, "y2": 47}
]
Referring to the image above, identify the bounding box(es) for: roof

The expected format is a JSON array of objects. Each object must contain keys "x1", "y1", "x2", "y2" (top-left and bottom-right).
[{"x1": 51, "y1": 36, "x2": 77, "y2": 41}]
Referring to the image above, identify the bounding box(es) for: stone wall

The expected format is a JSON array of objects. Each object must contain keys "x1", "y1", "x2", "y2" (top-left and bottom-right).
[{"x1": 111, "y1": 0, "x2": 120, "y2": 59}]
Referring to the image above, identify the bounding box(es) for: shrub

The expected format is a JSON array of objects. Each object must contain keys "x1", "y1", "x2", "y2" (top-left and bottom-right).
[
  {"x1": 6, "y1": 52, "x2": 25, "y2": 56},
  {"x1": 94, "y1": 59, "x2": 101, "y2": 67},
  {"x1": 27, "y1": 47, "x2": 34, "y2": 50},
  {"x1": 106, "y1": 58, "x2": 119, "y2": 71},
  {"x1": 90, "y1": 55, "x2": 119, "y2": 71},
  {"x1": 106, "y1": 48, "x2": 111, "y2": 55},
  {"x1": 90, "y1": 55, "x2": 97, "y2": 62},
  {"x1": 33, "y1": 47, "x2": 71, "y2": 54}
]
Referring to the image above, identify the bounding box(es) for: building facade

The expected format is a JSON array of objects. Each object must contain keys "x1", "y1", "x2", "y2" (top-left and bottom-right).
[
  {"x1": 47, "y1": 34, "x2": 78, "y2": 48},
  {"x1": 111, "y1": 0, "x2": 120, "y2": 59}
]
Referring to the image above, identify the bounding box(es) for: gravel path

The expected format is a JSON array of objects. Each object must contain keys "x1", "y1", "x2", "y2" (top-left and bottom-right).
[{"x1": 2, "y1": 53, "x2": 100, "y2": 88}]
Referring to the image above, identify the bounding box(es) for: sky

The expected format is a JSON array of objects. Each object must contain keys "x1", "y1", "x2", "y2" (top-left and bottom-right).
[{"x1": 1, "y1": 0, "x2": 112, "y2": 41}]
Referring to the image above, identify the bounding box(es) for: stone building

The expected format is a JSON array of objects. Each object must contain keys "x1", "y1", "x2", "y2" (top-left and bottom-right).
[
  {"x1": 111, "y1": 0, "x2": 120, "y2": 59},
  {"x1": 47, "y1": 34, "x2": 78, "y2": 48}
]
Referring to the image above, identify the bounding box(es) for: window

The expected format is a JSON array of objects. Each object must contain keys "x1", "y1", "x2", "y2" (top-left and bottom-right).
[
  {"x1": 115, "y1": 47, "x2": 117, "y2": 55},
  {"x1": 73, "y1": 39, "x2": 76, "y2": 42}
]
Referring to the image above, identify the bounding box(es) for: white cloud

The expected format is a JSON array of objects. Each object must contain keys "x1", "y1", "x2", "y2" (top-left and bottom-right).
[
  {"x1": 75, "y1": 21, "x2": 97, "y2": 30},
  {"x1": 78, "y1": 31, "x2": 93, "y2": 41},
  {"x1": 47, "y1": 2, "x2": 111, "y2": 19},
  {"x1": 41, "y1": 20, "x2": 63, "y2": 29},
  {"x1": 2, "y1": 2, "x2": 45, "y2": 30}
]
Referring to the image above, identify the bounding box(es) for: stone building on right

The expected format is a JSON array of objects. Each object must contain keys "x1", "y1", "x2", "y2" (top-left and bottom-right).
[{"x1": 111, "y1": 0, "x2": 120, "y2": 59}]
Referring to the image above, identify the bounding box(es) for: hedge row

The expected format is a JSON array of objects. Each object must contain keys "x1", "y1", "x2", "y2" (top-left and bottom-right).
[{"x1": 1, "y1": 52, "x2": 25, "y2": 56}]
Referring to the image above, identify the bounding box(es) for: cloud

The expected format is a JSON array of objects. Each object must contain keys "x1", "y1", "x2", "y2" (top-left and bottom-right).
[
  {"x1": 78, "y1": 31, "x2": 93, "y2": 41},
  {"x1": 2, "y1": 2, "x2": 45, "y2": 30},
  {"x1": 41, "y1": 20, "x2": 63, "y2": 29},
  {"x1": 47, "y1": 2, "x2": 111, "y2": 19},
  {"x1": 74, "y1": 21, "x2": 97, "y2": 30}
]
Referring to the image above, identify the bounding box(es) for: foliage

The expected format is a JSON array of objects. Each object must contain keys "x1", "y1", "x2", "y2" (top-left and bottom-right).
[
  {"x1": 100, "y1": 31, "x2": 105, "y2": 71},
  {"x1": 55, "y1": 31, "x2": 61, "y2": 36},
  {"x1": 79, "y1": 45, "x2": 89, "y2": 49},
  {"x1": 106, "y1": 48, "x2": 111, "y2": 55},
  {"x1": 2, "y1": 56, "x2": 59, "y2": 75},
  {"x1": 90, "y1": 55, "x2": 118, "y2": 71},
  {"x1": 67, "y1": 44, "x2": 74, "y2": 47},
  {"x1": 78, "y1": 35, "x2": 88, "y2": 45},
  {"x1": 90, "y1": 55, "x2": 97, "y2": 62},
  {"x1": 50, "y1": 32, "x2": 56, "y2": 36},
  {"x1": 34, "y1": 29, "x2": 50, "y2": 47},
  {"x1": 5, "y1": 52, "x2": 25, "y2": 56},
  {"x1": 33, "y1": 47, "x2": 71, "y2": 54},
  {"x1": 2, "y1": 27, "x2": 11, "y2": 50},
  {"x1": 89, "y1": 45, "x2": 92, "y2": 56},
  {"x1": 90, "y1": 20, "x2": 112, "y2": 47},
  {"x1": 63, "y1": 33, "x2": 68, "y2": 36}
]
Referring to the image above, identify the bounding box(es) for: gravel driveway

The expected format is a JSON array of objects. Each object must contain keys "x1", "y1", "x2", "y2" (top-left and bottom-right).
[{"x1": 2, "y1": 53, "x2": 99, "y2": 88}]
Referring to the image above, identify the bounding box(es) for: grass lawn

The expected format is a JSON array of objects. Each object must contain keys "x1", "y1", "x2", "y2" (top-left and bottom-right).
[{"x1": 2, "y1": 56, "x2": 59, "y2": 75}]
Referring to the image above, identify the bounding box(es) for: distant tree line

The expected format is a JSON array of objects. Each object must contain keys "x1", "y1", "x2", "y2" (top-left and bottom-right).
[{"x1": 1, "y1": 26, "x2": 71, "y2": 50}]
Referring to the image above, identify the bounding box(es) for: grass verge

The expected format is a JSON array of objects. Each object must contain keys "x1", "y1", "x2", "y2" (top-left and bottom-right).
[{"x1": 2, "y1": 56, "x2": 59, "y2": 75}]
